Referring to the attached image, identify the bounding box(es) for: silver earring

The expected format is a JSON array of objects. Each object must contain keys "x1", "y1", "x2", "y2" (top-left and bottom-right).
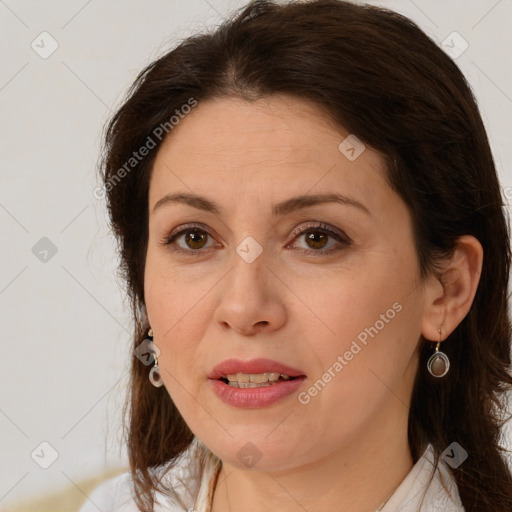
[
  {"x1": 147, "y1": 329, "x2": 164, "y2": 388},
  {"x1": 427, "y1": 328, "x2": 450, "y2": 378}
]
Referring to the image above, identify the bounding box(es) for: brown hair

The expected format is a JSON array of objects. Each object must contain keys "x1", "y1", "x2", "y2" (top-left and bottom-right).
[{"x1": 99, "y1": 0, "x2": 512, "y2": 510}]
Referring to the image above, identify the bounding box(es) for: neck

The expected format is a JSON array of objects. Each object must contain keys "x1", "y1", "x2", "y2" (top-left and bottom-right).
[{"x1": 210, "y1": 411, "x2": 413, "y2": 512}]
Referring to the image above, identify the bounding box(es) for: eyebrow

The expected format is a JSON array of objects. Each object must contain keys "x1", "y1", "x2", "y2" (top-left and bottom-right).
[{"x1": 152, "y1": 192, "x2": 371, "y2": 217}]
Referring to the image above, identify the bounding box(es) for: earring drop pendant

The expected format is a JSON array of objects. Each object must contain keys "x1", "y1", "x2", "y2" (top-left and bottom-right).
[
  {"x1": 149, "y1": 364, "x2": 164, "y2": 387},
  {"x1": 146, "y1": 328, "x2": 164, "y2": 388},
  {"x1": 427, "y1": 342, "x2": 450, "y2": 377}
]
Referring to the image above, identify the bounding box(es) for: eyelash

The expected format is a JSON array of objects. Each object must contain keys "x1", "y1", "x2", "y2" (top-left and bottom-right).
[{"x1": 161, "y1": 222, "x2": 352, "y2": 257}]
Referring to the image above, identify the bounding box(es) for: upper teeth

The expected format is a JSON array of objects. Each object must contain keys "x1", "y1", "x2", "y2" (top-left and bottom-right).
[{"x1": 225, "y1": 372, "x2": 290, "y2": 383}]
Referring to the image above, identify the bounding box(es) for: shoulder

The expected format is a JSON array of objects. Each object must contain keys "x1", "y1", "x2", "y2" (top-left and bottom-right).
[
  {"x1": 382, "y1": 444, "x2": 464, "y2": 512},
  {"x1": 78, "y1": 438, "x2": 220, "y2": 512},
  {"x1": 78, "y1": 471, "x2": 138, "y2": 512},
  {"x1": 77, "y1": 469, "x2": 192, "y2": 512},
  {"x1": 426, "y1": 454, "x2": 465, "y2": 511}
]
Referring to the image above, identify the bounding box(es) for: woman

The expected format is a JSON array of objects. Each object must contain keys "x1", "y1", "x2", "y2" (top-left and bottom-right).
[{"x1": 79, "y1": 0, "x2": 512, "y2": 510}]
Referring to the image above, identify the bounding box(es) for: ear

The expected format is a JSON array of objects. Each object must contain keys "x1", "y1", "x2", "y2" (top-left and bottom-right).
[{"x1": 421, "y1": 235, "x2": 483, "y2": 342}]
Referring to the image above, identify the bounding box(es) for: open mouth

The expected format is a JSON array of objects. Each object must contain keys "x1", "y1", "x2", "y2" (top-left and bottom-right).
[{"x1": 218, "y1": 372, "x2": 300, "y2": 388}]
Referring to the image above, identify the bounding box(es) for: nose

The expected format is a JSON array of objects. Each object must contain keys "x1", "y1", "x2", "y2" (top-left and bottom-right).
[{"x1": 213, "y1": 246, "x2": 287, "y2": 336}]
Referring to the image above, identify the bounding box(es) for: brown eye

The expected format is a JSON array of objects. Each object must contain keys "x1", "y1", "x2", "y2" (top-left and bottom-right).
[
  {"x1": 290, "y1": 223, "x2": 352, "y2": 255},
  {"x1": 164, "y1": 225, "x2": 216, "y2": 253},
  {"x1": 181, "y1": 229, "x2": 209, "y2": 250},
  {"x1": 303, "y1": 230, "x2": 330, "y2": 250}
]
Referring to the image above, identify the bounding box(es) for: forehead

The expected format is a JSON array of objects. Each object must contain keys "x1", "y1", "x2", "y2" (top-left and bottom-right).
[{"x1": 149, "y1": 95, "x2": 390, "y2": 214}]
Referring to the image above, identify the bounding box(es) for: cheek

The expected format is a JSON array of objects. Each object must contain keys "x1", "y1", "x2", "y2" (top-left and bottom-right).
[
  {"x1": 143, "y1": 258, "x2": 213, "y2": 396},
  {"x1": 300, "y1": 251, "x2": 423, "y2": 408},
  {"x1": 144, "y1": 246, "x2": 218, "y2": 341},
  {"x1": 144, "y1": 246, "x2": 245, "y2": 417},
  {"x1": 296, "y1": 253, "x2": 416, "y2": 358},
  {"x1": 294, "y1": 304, "x2": 421, "y2": 460}
]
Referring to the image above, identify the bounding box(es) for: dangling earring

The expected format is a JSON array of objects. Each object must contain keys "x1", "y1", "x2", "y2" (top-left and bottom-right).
[
  {"x1": 427, "y1": 327, "x2": 450, "y2": 378},
  {"x1": 146, "y1": 328, "x2": 164, "y2": 388}
]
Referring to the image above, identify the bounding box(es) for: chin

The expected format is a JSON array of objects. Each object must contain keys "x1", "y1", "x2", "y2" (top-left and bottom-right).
[{"x1": 203, "y1": 431, "x2": 307, "y2": 472}]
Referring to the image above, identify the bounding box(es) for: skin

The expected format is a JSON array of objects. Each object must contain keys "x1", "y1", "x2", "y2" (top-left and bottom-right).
[{"x1": 144, "y1": 95, "x2": 483, "y2": 512}]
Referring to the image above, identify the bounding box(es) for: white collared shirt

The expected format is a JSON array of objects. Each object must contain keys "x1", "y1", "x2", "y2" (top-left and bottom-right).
[{"x1": 79, "y1": 438, "x2": 464, "y2": 512}]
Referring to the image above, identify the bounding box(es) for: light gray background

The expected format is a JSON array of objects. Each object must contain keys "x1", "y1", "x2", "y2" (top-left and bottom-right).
[{"x1": 1, "y1": 0, "x2": 511, "y2": 507}]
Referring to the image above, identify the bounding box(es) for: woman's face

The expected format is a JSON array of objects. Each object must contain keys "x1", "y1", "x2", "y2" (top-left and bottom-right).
[{"x1": 144, "y1": 95, "x2": 431, "y2": 471}]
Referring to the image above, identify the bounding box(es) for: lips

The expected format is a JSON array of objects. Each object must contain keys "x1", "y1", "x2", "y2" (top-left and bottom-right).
[
  {"x1": 208, "y1": 358, "x2": 307, "y2": 408},
  {"x1": 208, "y1": 358, "x2": 306, "y2": 380}
]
